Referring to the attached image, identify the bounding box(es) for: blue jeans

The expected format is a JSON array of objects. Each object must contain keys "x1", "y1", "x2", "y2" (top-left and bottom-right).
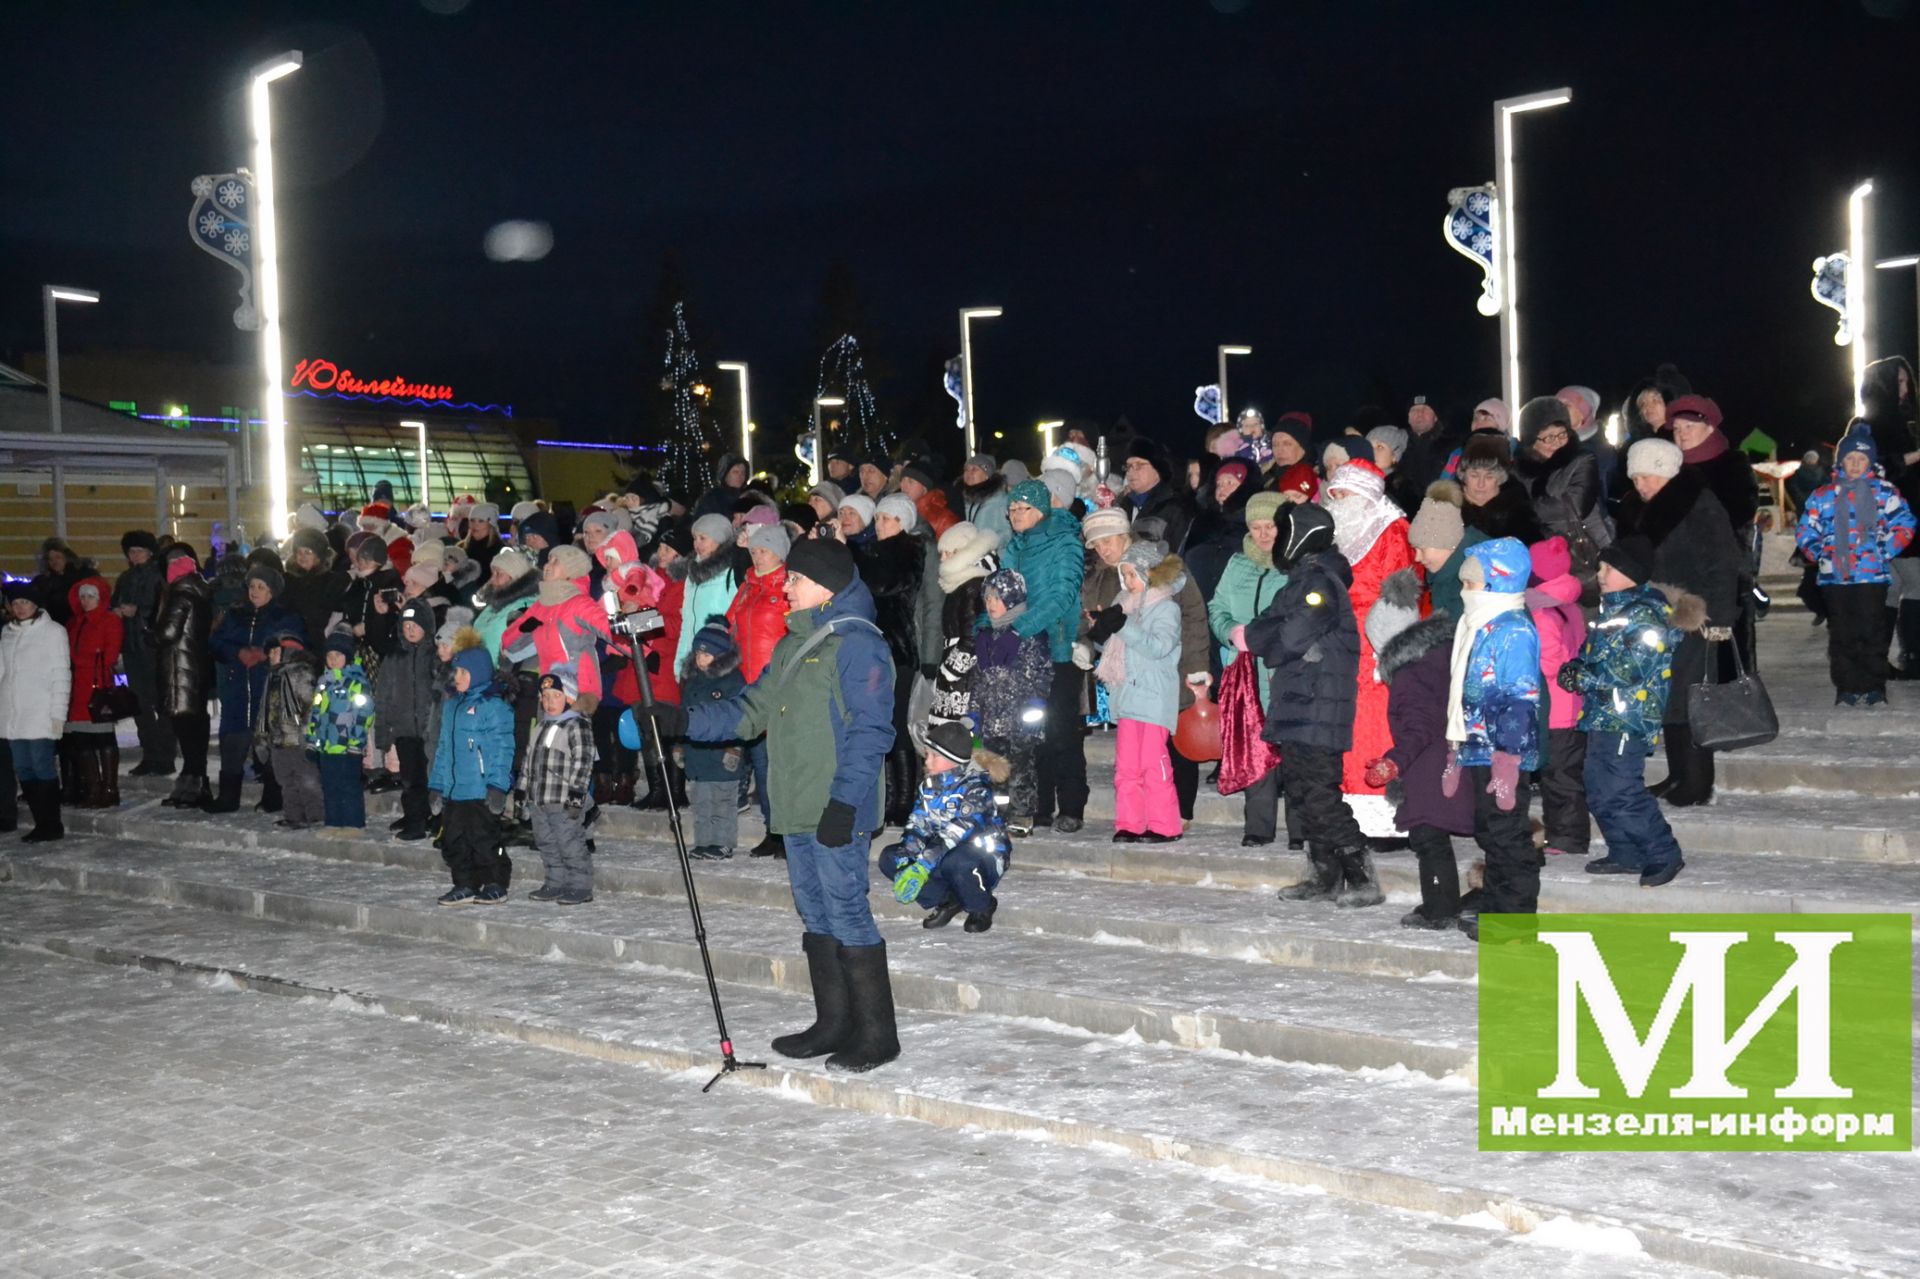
[
  {"x1": 783, "y1": 831, "x2": 882, "y2": 946},
  {"x1": 10, "y1": 738, "x2": 57, "y2": 783},
  {"x1": 1584, "y1": 731, "x2": 1682, "y2": 872}
]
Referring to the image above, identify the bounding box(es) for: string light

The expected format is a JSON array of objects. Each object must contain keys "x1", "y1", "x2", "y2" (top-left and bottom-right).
[
  {"x1": 657, "y1": 301, "x2": 718, "y2": 500},
  {"x1": 813, "y1": 334, "x2": 889, "y2": 460}
]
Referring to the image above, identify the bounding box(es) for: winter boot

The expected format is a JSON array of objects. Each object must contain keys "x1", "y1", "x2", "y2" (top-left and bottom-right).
[
  {"x1": 202, "y1": 769, "x2": 244, "y2": 814},
  {"x1": 58, "y1": 739, "x2": 83, "y2": 806},
  {"x1": 632, "y1": 755, "x2": 669, "y2": 810},
  {"x1": 668, "y1": 757, "x2": 689, "y2": 810},
  {"x1": 176, "y1": 774, "x2": 213, "y2": 810},
  {"x1": 99, "y1": 745, "x2": 122, "y2": 808},
  {"x1": 826, "y1": 942, "x2": 901, "y2": 1072},
  {"x1": 256, "y1": 771, "x2": 283, "y2": 813},
  {"x1": 160, "y1": 772, "x2": 198, "y2": 807},
  {"x1": 883, "y1": 748, "x2": 914, "y2": 828},
  {"x1": 591, "y1": 770, "x2": 613, "y2": 805},
  {"x1": 921, "y1": 899, "x2": 964, "y2": 929},
  {"x1": 609, "y1": 770, "x2": 636, "y2": 807},
  {"x1": 1661, "y1": 723, "x2": 1714, "y2": 807},
  {"x1": 1276, "y1": 843, "x2": 1342, "y2": 902},
  {"x1": 1334, "y1": 847, "x2": 1385, "y2": 908},
  {"x1": 70, "y1": 749, "x2": 99, "y2": 809},
  {"x1": 771, "y1": 932, "x2": 854, "y2": 1059},
  {"x1": 22, "y1": 781, "x2": 65, "y2": 843},
  {"x1": 749, "y1": 832, "x2": 785, "y2": 859}
]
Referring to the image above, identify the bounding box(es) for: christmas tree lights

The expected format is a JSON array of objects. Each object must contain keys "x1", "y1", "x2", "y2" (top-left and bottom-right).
[
  {"x1": 657, "y1": 301, "x2": 718, "y2": 500},
  {"x1": 813, "y1": 334, "x2": 890, "y2": 461}
]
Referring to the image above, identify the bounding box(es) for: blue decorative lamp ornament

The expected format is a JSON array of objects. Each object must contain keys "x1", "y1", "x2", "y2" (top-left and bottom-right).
[{"x1": 1443, "y1": 183, "x2": 1501, "y2": 318}]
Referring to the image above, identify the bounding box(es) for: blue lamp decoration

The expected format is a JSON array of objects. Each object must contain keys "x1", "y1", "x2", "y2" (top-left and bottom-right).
[
  {"x1": 1193, "y1": 384, "x2": 1223, "y2": 425},
  {"x1": 188, "y1": 173, "x2": 258, "y2": 330},
  {"x1": 1810, "y1": 253, "x2": 1850, "y2": 346},
  {"x1": 1444, "y1": 183, "x2": 1501, "y2": 317},
  {"x1": 943, "y1": 355, "x2": 966, "y2": 428}
]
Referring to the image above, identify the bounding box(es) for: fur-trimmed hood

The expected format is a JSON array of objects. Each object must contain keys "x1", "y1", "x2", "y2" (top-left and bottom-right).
[
  {"x1": 968, "y1": 748, "x2": 1011, "y2": 785},
  {"x1": 960, "y1": 472, "x2": 1006, "y2": 505},
  {"x1": 1374, "y1": 611, "x2": 1454, "y2": 685},
  {"x1": 686, "y1": 541, "x2": 736, "y2": 587},
  {"x1": 447, "y1": 557, "x2": 484, "y2": 593},
  {"x1": 679, "y1": 644, "x2": 741, "y2": 684},
  {"x1": 1142, "y1": 552, "x2": 1188, "y2": 597},
  {"x1": 474, "y1": 564, "x2": 539, "y2": 612},
  {"x1": 1648, "y1": 581, "x2": 1708, "y2": 634}
]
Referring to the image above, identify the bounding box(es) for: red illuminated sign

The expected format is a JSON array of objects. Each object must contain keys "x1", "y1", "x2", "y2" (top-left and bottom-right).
[{"x1": 289, "y1": 357, "x2": 453, "y2": 402}]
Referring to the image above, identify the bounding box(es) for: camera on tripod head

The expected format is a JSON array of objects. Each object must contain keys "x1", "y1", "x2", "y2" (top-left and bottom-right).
[{"x1": 610, "y1": 607, "x2": 666, "y2": 640}]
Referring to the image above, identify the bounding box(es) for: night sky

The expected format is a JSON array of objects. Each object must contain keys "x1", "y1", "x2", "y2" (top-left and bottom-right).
[{"x1": 5, "y1": 1, "x2": 1918, "y2": 463}]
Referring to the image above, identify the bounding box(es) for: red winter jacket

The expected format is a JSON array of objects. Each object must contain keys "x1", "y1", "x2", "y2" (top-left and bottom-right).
[
  {"x1": 726, "y1": 565, "x2": 789, "y2": 683},
  {"x1": 500, "y1": 575, "x2": 613, "y2": 702},
  {"x1": 916, "y1": 488, "x2": 959, "y2": 538},
  {"x1": 612, "y1": 570, "x2": 683, "y2": 707},
  {"x1": 66, "y1": 576, "x2": 125, "y2": 723}
]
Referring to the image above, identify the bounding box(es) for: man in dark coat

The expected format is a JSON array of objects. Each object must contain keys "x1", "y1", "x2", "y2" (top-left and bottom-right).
[
  {"x1": 206, "y1": 565, "x2": 304, "y2": 812},
  {"x1": 1241, "y1": 504, "x2": 1374, "y2": 906},
  {"x1": 1121, "y1": 438, "x2": 1194, "y2": 553},
  {"x1": 1860, "y1": 356, "x2": 1918, "y2": 498},
  {"x1": 1397, "y1": 397, "x2": 1461, "y2": 498},
  {"x1": 111, "y1": 530, "x2": 175, "y2": 776},
  {"x1": 1615, "y1": 438, "x2": 1743, "y2": 808}
]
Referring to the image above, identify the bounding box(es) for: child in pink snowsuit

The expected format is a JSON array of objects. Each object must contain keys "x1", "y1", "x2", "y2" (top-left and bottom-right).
[
  {"x1": 1528, "y1": 536, "x2": 1589, "y2": 858},
  {"x1": 1093, "y1": 540, "x2": 1188, "y2": 843}
]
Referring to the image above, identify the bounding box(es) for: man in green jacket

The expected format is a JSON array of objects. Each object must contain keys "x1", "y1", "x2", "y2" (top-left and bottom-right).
[{"x1": 648, "y1": 539, "x2": 900, "y2": 1073}]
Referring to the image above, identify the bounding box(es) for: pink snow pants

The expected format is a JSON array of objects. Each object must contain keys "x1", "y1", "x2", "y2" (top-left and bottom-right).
[{"x1": 1114, "y1": 718, "x2": 1182, "y2": 837}]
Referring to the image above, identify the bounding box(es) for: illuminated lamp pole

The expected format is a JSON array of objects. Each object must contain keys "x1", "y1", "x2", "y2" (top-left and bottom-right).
[
  {"x1": 251, "y1": 50, "x2": 303, "y2": 541},
  {"x1": 1877, "y1": 253, "x2": 1920, "y2": 387},
  {"x1": 1216, "y1": 345, "x2": 1252, "y2": 424},
  {"x1": 42, "y1": 284, "x2": 100, "y2": 539},
  {"x1": 1037, "y1": 419, "x2": 1063, "y2": 455},
  {"x1": 959, "y1": 306, "x2": 1002, "y2": 460},
  {"x1": 1846, "y1": 180, "x2": 1874, "y2": 415},
  {"x1": 715, "y1": 361, "x2": 752, "y2": 471},
  {"x1": 1493, "y1": 88, "x2": 1572, "y2": 428},
  {"x1": 811, "y1": 395, "x2": 845, "y2": 486},
  {"x1": 402, "y1": 419, "x2": 428, "y2": 512}
]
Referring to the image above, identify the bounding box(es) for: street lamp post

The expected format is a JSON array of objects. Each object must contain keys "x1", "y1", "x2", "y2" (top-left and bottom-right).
[
  {"x1": 811, "y1": 396, "x2": 845, "y2": 486},
  {"x1": 42, "y1": 284, "x2": 100, "y2": 540},
  {"x1": 402, "y1": 419, "x2": 428, "y2": 513},
  {"x1": 1877, "y1": 254, "x2": 1920, "y2": 383},
  {"x1": 1493, "y1": 88, "x2": 1572, "y2": 425},
  {"x1": 250, "y1": 50, "x2": 303, "y2": 541},
  {"x1": 715, "y1": 361, "x2": 752, "y2": 471},
  {"x1": 1847, "y1": 181, "x2": 1874, "y2": 415},
  {"x1": 1037, "y1": 419, "x2": 1064, "y2": 456},
  {"x1": 1216, "y1": 345, "x2": 1252, "y2": 424},
  {"x1": 959, "y1": 306, "x2": 1002, "y2": 460}
]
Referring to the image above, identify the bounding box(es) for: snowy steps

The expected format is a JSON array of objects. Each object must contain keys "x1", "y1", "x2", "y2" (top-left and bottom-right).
[{"x1": 5, "y1": 846, "x2": 1918, "y2": 1278}]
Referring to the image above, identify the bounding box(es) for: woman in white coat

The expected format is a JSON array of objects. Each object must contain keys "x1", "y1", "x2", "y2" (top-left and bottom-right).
[{"x1": 0, "y1": 581, "x2": 73, "y2": 841}]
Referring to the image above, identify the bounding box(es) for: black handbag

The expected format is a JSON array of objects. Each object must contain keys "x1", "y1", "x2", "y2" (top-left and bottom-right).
[
  {"x1": 87, "y1": 655, "x2": 140, "y2": 723},
  {"x1": 1686, "y1": 637, "x2": 1777, "y2": 752}
]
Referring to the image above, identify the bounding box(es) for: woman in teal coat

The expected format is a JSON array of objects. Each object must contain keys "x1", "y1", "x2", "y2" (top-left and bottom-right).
[{"x1": 1206, "y1": 491, "x2": 1290, "y2": 846}]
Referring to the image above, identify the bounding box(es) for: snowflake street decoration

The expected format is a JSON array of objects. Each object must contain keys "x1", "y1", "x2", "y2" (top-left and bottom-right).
[
  {"x1": 656, "y1": 301, "x2": 720, "y2": 501},
  {"x1": 944, "y1": 355, "x2": 966, "y2": 429},
  {"x1": 187, "y1": 172, "x2": 259, "y2": 331},
  {"x1": 1194, "y1": 384, "x2": 1223, "y2": 425},
  {"x1": 816, "y1": 335, "x2": 890, "y2": 459},
  {"x1": 1444, "y1": 183, "x2": 1501, "y2": 317},
  {"x1": 1810, "y1": 253, "x2": 1851, "y2": 346}
]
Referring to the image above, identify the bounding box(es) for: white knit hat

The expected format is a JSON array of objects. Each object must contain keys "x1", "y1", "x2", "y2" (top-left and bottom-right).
[
  {"x1": 1626, "y1": 437, "x2": 1684, "y2": 480},
  {"x1": 838, "y1": 494, "x2": 876, "y2": 528},
  {"x1": 875, "y1": 493, "x2": 919, "y2": 532}
]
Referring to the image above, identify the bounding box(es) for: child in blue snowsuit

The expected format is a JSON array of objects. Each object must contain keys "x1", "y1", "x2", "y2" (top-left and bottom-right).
[
  {"x1": 1795, "y1": 420, "x2": 1917, "y2": 705},
  {"x1": 305, "y1": 631, "x2": 375, "y2": 830},
  {"x1": 428, "y1": 628, "x2": 518, "y2": 905},
  {"x1": 1443, "y1": 537, "x2": 1542, "y2": 938},
  {"x1": 1558, "y1": 535, "x2": 1699, "y2": 888},
  {"x1": 878, "y1": 721, "x2": 1012, "y2": 933}
]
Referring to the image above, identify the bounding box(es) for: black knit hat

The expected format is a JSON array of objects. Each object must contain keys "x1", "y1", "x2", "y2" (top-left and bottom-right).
[
  {"x1": 927, "y1": 720, "x2": 974, "y2": 766},
  {"x1": 121, "y1": 530, "x2": 160, "y2": 555},
  {"x1": 1599, "y1": 535, "x2": 1655, "y2": 586},
  {"x1": 659, "y1": 524, "x2": 694, "y2": 557},
  {"x1": 784, "y1": 538, "x2": 856, "y2": 596},
  {"x1": 900, "y1": 463, "x2": 938, "y2": 491},
  {"x1": 1124, "y1": 437, "x2": 1168, "y2": 483}
]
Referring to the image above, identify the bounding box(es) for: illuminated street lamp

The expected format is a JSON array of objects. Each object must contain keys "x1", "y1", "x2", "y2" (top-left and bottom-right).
[
  {"x1": 402, "y1": 419, "x2": 428, "y2": 512},
  {"x1": 715, "y1": 361, "x2": 752, "y2": 470},
  {"x1": 41, "y1": 284, "x2": 100, "y2": 539},
  {"x1": 1494, "y1": 88, "x2": 1572, "y2": 425},
  {"x1": 251, "y1": 49, "x2": 303, "y2": 540},
  {"x1": 1216, "y1": 345, "x2": 1252, "y2": 424},
  {"x1": 959, "y1": 306, "x2": 1002, "y2": 460},
  {"x1": 1848, "y1": 181, "x2": 1874, "y2": 415},
  {"x1": 1037, "y1": 419, "x2": 1064, "y2": 455},
  {"x1": 1877, "y1": 254, "x2": 1920, "y2": 379},
  {"x1": 811, "y1": 396, "x2": 845, "y2": 485}
]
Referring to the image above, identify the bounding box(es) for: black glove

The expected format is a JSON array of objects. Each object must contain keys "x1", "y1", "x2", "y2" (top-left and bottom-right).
[
  {"x1": 565, "y1": 789, "x2": 585, "y2": 812},
  {"x1": 644, "y1": 650, "x2": 661, "y2": 674},
  {"x1": 920, "y1": 662, "x2": 939, "y2": 680},
  {"x1": 517, "y1": 616, "x2": 543, "y2": 632},
  {"x1": 1556, "y1": 663, "x2": 1583, "y2": 694},
  {"x1": 649, "y1": 702, "x2": 689, "y2": 738},
  {"x1": 816, "y1": 799, "x2": 857, "y2": 847},
  {"x1": 1086, "y1": 604, "x2": 1125, "y2": 643},
  {"x1": 485, "y1": 787, "x2": 507, "y2": 816}
]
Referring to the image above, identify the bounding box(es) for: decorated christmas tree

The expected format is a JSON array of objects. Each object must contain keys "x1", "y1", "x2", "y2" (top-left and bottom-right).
[
  {"x1": 814, "y1": 334, "x2": 889, "y2": 461},
  {"x1": 656, "y1": 301, "x2": 718, "y2": 501}
]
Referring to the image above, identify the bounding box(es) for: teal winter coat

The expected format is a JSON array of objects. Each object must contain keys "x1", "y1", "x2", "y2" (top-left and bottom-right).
[
  {"x1": 999, "y1": 506, "x2": 1084, "y2": 663},
  {"x1": 1206, "y1": 547, "x2": 1286, "y2": 702}
]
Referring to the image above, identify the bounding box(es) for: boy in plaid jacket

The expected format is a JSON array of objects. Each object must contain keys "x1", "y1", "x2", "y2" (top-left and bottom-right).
[{"x1": 521, "y1": 665, "x2": 597, "y2": 904}]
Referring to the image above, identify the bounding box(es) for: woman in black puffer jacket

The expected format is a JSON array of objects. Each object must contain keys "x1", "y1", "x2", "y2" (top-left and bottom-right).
[{"x1": 154, "y1": 544, "x2": 214, "y2": 809}]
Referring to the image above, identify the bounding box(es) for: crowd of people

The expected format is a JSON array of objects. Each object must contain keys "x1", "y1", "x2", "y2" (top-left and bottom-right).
[{"x1": 1, "y1": 353, "x2": 1913, "y2": 1072}]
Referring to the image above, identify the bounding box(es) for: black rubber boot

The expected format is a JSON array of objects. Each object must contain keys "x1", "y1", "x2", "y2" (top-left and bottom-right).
[
  {"x1": 826, "y1": 942, "x2": 901, "y2": 1073},
  {"x1": 1661, "y1": 723, "x2": 1714, "y2": 807},
  {"x1": 883, "y1": 748, "x2": 914, "y2": 828},
  {"x1": 21, "y1": 781, "x2": 64, "y2": 843},
  {"x1": 749, "y1": 832, "x2": 785, "y2": 859},
  {"x1": 1276, "y1": 843, "x2": 1342, "y2": 901},
  {"x1": 202, "y1": 769, "x2": 244, "y2": 814},
  {"x1": 632, "y1": 755, "x2": 669, "y2": 810},
  {"x1": 771, "y1": 933, "x2": 854, "y2": 1059}
]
